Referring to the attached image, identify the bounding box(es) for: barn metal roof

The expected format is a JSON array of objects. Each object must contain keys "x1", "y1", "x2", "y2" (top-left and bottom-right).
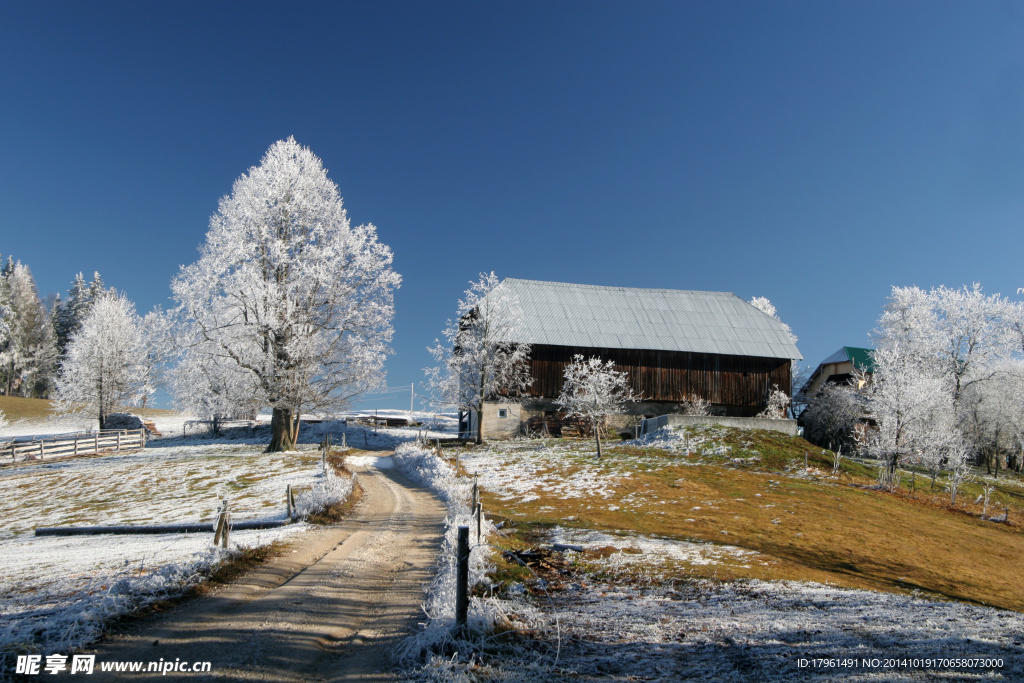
[{"x1": 495, "y1": 278, "x2": 802, "y2": 360}]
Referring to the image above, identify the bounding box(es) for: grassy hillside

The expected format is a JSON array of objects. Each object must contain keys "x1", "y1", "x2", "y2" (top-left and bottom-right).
[
  {"x1": 460, "y1": 425, "x2": 1024, "y2": 612},
  {"x1": 0, "y1": 395, "x2": 181, "y2": 422}
]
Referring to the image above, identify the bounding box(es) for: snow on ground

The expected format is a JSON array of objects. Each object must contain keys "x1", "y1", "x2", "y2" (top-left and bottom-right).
[
  {"x1": 460, "y1": 441, "x2": 626, "y2": 505},
  {"x1": 0, "y1": 426, "x2": 353, "y2": 662},
  {"x1": 537, "y1": 575, "x2": 1024, "y2": 682},
  {"x1": 549, "y1": 526, "x2": 759, "y2": 569},
  {"x1": 406, "y1": 437, "x2": 1024, "y2": 682}
]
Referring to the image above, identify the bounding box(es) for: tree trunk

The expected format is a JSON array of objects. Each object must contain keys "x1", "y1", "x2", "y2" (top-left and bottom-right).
[
  {"x1": 267, "y1": 407, "x2": 299, "y2": 452},
  {"x1": 594, "y1": 419, "x2": 603, "y2": 460},
  {"x1": 475, "y1": 406, "x2": 483, "y2": 445}
]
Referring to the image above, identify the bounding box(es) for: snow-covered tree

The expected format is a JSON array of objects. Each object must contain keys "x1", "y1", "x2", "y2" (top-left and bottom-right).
[
  {"x1": 426, "y1": 272, "x2": 532, "y2": 444},
  {"x1": 0, "y1": 262, "x2": 57, "y2": 397},
  {"x1": 802, "y1": 382, "x2": 862, "y2": 452},
  {"x1": 55, "y1": 292, "x2": 150, "y2": 428},
  {"x1": 53, "y1": 272, "x2": 106, "y2": 361},
  {"x1": 172, "y1": 137, "x2": 400, "y2": 452},
  {"x1": 749, "y1": 295, "x2": 803, "y2": 414},
  {"x1": 556, "y1": 354, "x2": 638, "y2": 459}
]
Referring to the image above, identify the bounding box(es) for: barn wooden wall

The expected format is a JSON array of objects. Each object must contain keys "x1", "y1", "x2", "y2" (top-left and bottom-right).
[{"x1": 525, "y1": 345, "x2": 791, "y2": 410}]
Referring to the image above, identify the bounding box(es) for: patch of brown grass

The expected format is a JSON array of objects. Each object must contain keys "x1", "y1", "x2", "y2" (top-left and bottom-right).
[
  {"x1": 0, "y1": 396, "x2": 182, "y2": 424},
  {"x1": 479, "y1": 434, "x2": 1024, "y2": 612},
  {"x1": 0, "y1": 396, "x2": 56, "y2": 421}
]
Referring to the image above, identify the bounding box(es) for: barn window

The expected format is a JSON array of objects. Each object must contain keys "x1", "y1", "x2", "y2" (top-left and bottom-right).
[{"x1": 498, "y1": 408, "x2": 508, "y2": 418}]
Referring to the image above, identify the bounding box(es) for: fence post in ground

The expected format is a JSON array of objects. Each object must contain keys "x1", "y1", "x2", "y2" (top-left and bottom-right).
[
  {"x1": 221, "y1": 498, "x2": 231, "y2": 548},
  {"x1": 472, "y1": 480, "x2": 478, "y2": 510},
  {"x1": 116, "y1": 431, "x2": 121, "y2": 452},
  {"x1": 341, "y1": 432, "x2": 347, "y2": 449},
  {"x1": 286, "y1": 484, "x2": 294, "y2": 519},
  {"x1": 476, "y1": 502, "x2": 482, "y2": 544},
  {"x1": 95, "y1": 432, "x2": 99, "y2": 452},
  {"x1": 74, "y1": 436, "x2": 79, "y2": 456},
  {"x1": 40, "y1": 441, "x2": 44, "y2": 460},
  {"x1": 456, "y1": 526, "x2": 470, "y2": 632},
  {"x1": 141, "y1": 427, "x2": 146, "y2": 448}
]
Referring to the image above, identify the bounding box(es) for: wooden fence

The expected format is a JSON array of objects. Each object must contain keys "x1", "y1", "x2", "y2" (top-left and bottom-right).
[{"x1": 1, "y1": 428, "x2": 147, "y2": 464}]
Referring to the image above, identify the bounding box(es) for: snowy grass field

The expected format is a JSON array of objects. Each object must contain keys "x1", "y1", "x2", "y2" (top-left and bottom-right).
[
  {"x1": 0, "y1": 414, "x2": 361, "y2": 665},
  {"x1": 382, "y1": 427, "x2": 1024, "y2": 682}
]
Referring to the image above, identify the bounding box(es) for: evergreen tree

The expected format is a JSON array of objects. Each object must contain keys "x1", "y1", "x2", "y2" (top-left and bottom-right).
[
  {"x1": 53, "y1": 272, "x2": 97, "y2": 361},
  {"x1": 0, "y1": 262, "x2": 57, "y2": 397}
]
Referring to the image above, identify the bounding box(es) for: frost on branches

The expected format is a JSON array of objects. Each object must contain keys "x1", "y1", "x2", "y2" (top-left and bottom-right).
[
  {"x1": 556, "y1": 354, "x2": 638, "y2": 459},
  {"x1": 172, "y1": 137, "x2": 400, "y2": 452},
  {"x1": 54, "y1": 292, "x2": 150, "y2": 429},
  {"x1": 425, "y1": 273, "x2": 531, "y2": 444},
  {"x1": 749, "y1": 295, "x2": 803, "y2": 414},
  {"x1": 862, "y1": 284, "x2": 1024, "y2": 488}
]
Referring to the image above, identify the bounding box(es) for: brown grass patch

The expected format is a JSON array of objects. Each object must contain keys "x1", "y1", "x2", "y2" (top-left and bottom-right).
[{"x1": 478, "y1": 433, "x2": 1024, "y2": 612}]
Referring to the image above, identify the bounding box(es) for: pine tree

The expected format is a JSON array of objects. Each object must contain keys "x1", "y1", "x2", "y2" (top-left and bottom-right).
[
  {"x1": 53, "y1": 272, "x2": 95, "y2": 361},
  {"x1": 0, "y1": 262, "x2": 57, "y2": 397}
]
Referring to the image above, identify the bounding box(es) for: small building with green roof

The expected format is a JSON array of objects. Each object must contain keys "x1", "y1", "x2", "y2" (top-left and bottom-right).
[{"x1": 802, "y1": 346, "x2": 875, "y2": 398}]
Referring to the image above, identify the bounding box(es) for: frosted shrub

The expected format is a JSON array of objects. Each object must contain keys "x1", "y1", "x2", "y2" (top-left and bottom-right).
[
  {"x1": 293, "y1": 466, "x2": 355, "y2": 518},
  {"x1": 756, "y1": 385, "x2": 791, "y2": 419},
  {"x1": 680, "y1": 394, "x2": 711, "y2": 416}
]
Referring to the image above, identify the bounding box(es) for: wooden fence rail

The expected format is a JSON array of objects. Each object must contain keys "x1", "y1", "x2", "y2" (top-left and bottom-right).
[{"x1": 1, "y1": 428, "x2": 147, "y2": 464}]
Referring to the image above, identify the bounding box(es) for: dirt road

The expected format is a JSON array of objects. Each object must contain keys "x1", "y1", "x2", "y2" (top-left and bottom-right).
[{"x1": 89, "y1": 452, "x2": 444, "y2": 681}]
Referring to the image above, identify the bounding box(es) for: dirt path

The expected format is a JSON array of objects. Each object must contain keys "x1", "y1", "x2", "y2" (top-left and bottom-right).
[{"x1": 88, "y1": 452, "x2": 444, "y2": 681}]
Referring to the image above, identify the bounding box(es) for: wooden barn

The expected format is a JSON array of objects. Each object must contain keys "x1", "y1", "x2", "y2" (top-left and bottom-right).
[{"x1": 467, "y1": 278, "x2": 802, "y2": 438}]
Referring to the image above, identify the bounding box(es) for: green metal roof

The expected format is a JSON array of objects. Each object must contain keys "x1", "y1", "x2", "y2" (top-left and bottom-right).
[{"x1": 845, "y1": 347, "x2": 875, "y2": 372}]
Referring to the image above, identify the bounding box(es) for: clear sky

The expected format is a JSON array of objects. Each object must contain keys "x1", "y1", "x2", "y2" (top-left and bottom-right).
[{"x1": 2, "y1": 1, "x2": 1022, "y2": 410}]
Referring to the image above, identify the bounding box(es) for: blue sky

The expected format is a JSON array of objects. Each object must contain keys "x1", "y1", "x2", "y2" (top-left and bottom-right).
[{"x1": 2, "y1": 1, "x2": 1023, "y2": 410}]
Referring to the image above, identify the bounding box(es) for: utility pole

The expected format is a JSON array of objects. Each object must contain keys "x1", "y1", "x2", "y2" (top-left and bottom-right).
[{"x1": 410, "y1": 383, "x2": 414, "y2": 414}]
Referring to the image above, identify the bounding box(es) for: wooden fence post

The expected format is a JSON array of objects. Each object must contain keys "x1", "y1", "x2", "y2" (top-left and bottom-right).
[
  {"x1": 74, "y1": 436, "x2": 79, "y2": 456},
  {"x1": 286, "y1": 484, "x2": 294, "y2": 519},
  {"x1": 116, "y1": 431, "x2": 121, "y2": 452},
  {"x1": 94, "y1": 432, "x2": 99, "y2": 452},
  {"x1": 456, "y1": 526, "x2": 469, "y2": 632},
  {"x1": 40, "y1": 441, "x2": 44, "y2": 460},
  {"x1": 476, "y1": 502, "x2": 482, "y2": 544}
]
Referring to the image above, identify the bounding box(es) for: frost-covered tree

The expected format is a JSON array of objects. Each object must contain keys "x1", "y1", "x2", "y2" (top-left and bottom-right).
[
  {"x1": 53, "y1": 272, "x2": 106, "y2": 361},
  {"x1": 426, "y1": 272, "x2": 532, "y2": 444},
  {"x1": 172, "y1": 137, "x2": 400, "y2": 452},
  {"x1": 802, "y1": 382, "x2": 862, "y2": 452},
  {"x1": 749, "y1": 295, "x2": 803, "y2": 414},
  {"x1": 556, "y1": 354, "x2": 638, "y2": 459},
  {"x1": 167, "y1": 301, "x2": 264, "y2": 426},
  {"x1": 55, "y1": 292, "x2": 150, "y2": 428},
  {"x1": 0, "y1": 262, "x2": 57, "y2": 397},
  {"x1": 931, "y1": 284, "x2": 1013, "y2": 416}
]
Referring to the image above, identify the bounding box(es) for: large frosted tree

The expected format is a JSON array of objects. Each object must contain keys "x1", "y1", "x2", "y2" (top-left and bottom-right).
[
  {"x1": 426, "y1": 273, "x2": 532, "y2": 444},
  {"x1": 172, "y1": 137, "x2": 400, "y2": 452}
]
